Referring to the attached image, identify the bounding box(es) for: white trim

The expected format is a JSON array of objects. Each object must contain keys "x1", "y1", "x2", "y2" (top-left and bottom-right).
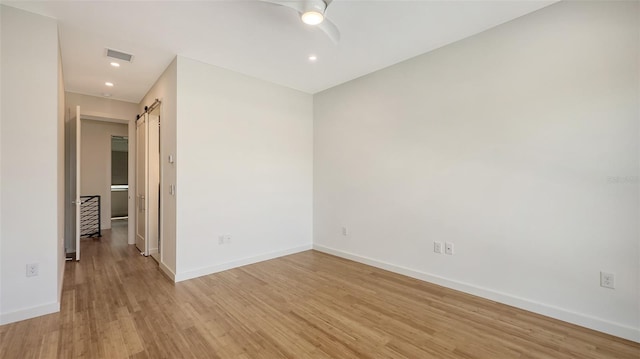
[
  {"x1": 0, "y1": 302, "x2": 60, "y2": 325},
  {"x1": 58, "y1": 252, "x2": 66, "y2": 300},
  {"x1": 175, "y1": 244, "x2": 313, "y2": 282},
  {"x1": 313, "y1": 244, "x2": 640, "y2": 343},
  {"x1": 127, "y1": 118, "x2": 135, "y2": 245},
  {"x1": 80, "y1": 114, "x2": 129, "y2": 124},
  {"x1": 159, "y1": 261, "x2": 176, "y2": 281}
]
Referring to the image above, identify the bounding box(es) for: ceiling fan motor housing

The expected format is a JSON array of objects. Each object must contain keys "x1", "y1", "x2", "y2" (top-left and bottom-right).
[{"x1": 303, "y1": 0, "x2": 327, "y2": 15}]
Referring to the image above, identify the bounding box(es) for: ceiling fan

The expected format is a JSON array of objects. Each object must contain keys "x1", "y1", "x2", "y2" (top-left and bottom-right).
[{"x1": 262, "y1": 0, "x2": 341, "y2": 43}]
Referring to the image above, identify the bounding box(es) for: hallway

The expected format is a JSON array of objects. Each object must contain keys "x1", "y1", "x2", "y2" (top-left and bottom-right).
[{"x1": 0, "y1": 221, "x2": 167, "y2": 358}]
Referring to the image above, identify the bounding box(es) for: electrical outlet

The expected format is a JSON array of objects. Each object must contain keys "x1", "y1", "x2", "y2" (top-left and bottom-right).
[
  {"x1": 225, "y1": 235, "x2": 232, "y2": 244},
  {"x1": 342, "y1": 227, "x2": 348, "y2": 236},
  {"x1": 433, "y1": 241, "x2": 443, "y2": 254},
  {"x1": 445, "y1": 242, "x2": 454, "y2": 255},
  {"x1": 600, "y1": 271, "x2": 615, "y2": 289},
  {"x1": 26, "y1": 263, "x2": 39, "y2": 277},
  {"x1": 218, "y1": 235, "x2": 225, "y2": 245}
]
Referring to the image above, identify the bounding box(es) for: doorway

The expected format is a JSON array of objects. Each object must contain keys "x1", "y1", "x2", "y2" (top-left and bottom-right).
[{"x1": 111, "y1": 136, "x2": 129, "y2": 237}]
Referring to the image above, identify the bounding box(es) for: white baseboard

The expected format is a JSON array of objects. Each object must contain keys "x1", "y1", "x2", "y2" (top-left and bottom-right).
[
  {"x1": 159, "y1": 261, "x2": 176, "y2": 281},
  {"x1": 58, "y1": 258, "x2": 66, "y2": 300},
  {"x1": 313, "y1": 244, "x2": 640, "y2": 343},
  {"x1": 58, "y1": 239, "x2": 65, "y2": 300},
  {"x1": 0, "y1": 302, "x2": 60, "y2": 326},
  {"x1": 2, "y1": 245, "x2": 69, "y2": 326},
  {"x1": 175, "y1": 244, "x2": 313, "y2": 282}
]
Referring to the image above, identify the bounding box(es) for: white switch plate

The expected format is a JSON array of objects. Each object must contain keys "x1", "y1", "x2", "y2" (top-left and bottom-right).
[
  {"x1": 433, "y1": 241, "x2": 443, "y2": 254},
  {"x1": 342, "y1": 227, "x2": 348, "y2": 236},
  {"x1": 445, "y1": 242, "x2": 454, "y2": 255}
]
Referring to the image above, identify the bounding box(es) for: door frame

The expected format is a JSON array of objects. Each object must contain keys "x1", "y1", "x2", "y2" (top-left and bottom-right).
[
  {"x1": 109, "y1": 135, "x2": 129, "y2": 220},
  {"x1": 71, "y1": 114, "x2": 136, "y2": 245}
]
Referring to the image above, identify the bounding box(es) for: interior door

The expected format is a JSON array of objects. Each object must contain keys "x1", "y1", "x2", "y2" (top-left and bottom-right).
[
  {"x1": 65, "y1": 106, "x2": 82, "y2": 261},
  {"x1": 136, "y1": 115, "x2": 147, "y2": 254},
  {"x1": 147, "y1": 114, "x2": 160, "y2": 257},
  {"x1": 75, "y1": 106, "x2": 81, "y2": 261}
]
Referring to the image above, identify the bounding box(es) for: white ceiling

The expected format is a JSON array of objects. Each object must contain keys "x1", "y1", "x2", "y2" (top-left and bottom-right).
[{"x1": 3, "y1": 0, "x2": 556, "y2": 103}]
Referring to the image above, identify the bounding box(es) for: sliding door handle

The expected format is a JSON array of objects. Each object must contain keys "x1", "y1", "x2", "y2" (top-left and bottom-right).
[{"x1": 138, "y1": 195, "x2": 145, "y2": 211}]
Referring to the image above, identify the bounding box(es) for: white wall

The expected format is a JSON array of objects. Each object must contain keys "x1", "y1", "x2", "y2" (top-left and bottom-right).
[
  {"x1": 80, "y1": 120, "x2": 128, "y2": 230},
  {"x1": 66, "y1": 92, "x2": 138, "y2": 123},
  {"x1": 57, "y1": 38, "x2": 66, "y2": 302},
  {"x1": 313, "y1": 1, "x2": 639, "y2": 342},
  {"x1": 175, "y1": 56, "x2": 313, "y2": 281},
  {"x1": 0, "y1": 5, "x2": 4, "y2": 315},
  {"x1": 139, "y1": 58, "x2": 177, "y2": 278},
  {"x1": 0, "y1": 6, "x2": 62, "y2": 324}
]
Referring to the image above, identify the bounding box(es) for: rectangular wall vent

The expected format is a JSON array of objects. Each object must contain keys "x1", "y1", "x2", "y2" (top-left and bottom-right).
[{"x1": 105, "y1": 48, "x2": 134, "y2": 62}]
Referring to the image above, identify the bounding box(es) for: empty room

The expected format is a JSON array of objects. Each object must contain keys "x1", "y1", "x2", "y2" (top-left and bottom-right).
[{"x1": 0, "y1": 0, "x2": 639, "y2": 358}]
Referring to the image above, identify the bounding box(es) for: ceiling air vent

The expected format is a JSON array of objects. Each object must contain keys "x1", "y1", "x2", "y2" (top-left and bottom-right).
[{"x1": 105, "y1": 48, "x2": 134, "y2": 63}]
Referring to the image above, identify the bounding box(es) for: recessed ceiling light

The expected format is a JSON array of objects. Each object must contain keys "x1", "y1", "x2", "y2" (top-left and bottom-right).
[
  {"x1": 308, "y1": 55, "x2": 318, "y2": 62},
  {"x1": 103, "y1": 93, "x2": 112, "y2": 97},
  {"x1": 110, "y1": 62, "x2": 120, "y2": 67},
  {"x1": 105, "y1": 82, "x2": 114, "y2": 87}
]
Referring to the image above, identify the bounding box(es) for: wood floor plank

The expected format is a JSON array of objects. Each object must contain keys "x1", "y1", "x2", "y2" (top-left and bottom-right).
[{"x1": 1, "y1": 220, "x2": 638, "y2": 358}]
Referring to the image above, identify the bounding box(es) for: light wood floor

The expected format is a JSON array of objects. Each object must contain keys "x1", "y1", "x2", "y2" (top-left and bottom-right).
[{"x1": 1, "y1": 222, "x2": 638, "y2": 358}]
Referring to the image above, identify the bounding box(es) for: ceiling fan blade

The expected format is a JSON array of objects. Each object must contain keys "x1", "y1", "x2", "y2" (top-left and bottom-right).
[
  {"x1": 317, "y1": 17, "x2": 340, "y2": 43},
  {"x1": 262, "y1": 0, "x2": 341, "y2": 43}
]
